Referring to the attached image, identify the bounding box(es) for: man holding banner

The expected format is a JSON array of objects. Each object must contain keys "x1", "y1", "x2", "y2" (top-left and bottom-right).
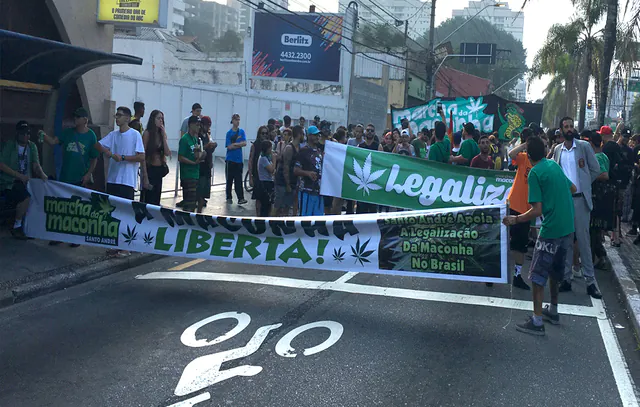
[{"x1": 504, "y1": 136, "x2": 576, "y2": 336}]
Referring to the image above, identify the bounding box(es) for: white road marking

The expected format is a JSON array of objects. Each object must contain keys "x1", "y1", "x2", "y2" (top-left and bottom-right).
[
  {"x1": 169, "y1": 259, "x2": 206, "y2": 271},
  {"x1": 275, "y1": 321, "x2": 344, "y2": 358},
  {"x1": 181, "y1": 312, "x2": 251, "y2": 348},
  {"x1": 137, "y1": 271, "x2": 603, "y2": 319},
  {"x1": 167, "y1": 392, "x2": 210, "y2": 407},
  {"x1": 334, "y1": 272, "x2": 359, "y2": 284},
  {"x1": 592, "y1": 298, "x2": 639, "y2": 407}
]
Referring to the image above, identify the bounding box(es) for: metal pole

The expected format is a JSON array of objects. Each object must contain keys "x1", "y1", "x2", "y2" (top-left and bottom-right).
[
  {"x1": 346, "y1": 1, "x2": 358, "y2": 124},
  {"x1": 425, "y1": 0, "x2": 436, "y2": 100},
  {"x1": 403, "y1": 20, "x2": 410, "y2": 107}
]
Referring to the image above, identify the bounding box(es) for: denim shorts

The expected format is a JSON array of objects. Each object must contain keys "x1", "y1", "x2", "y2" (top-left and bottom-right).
[{"x1": 530, "y1": 234, "x2": 572, "y2": 286}]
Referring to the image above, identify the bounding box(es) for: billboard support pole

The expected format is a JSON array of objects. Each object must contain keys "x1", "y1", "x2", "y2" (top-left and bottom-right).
[
  {"x1": 346, "y1": 2, "x2": 358, "y2": 125},
  {"x1": 403, "y1": 20, "x2": 409, "y2": 108}
]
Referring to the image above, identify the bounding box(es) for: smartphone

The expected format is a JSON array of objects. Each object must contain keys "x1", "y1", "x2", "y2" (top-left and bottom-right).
[{"x1": 437, "y1": 101, "x2": 443, "y2": 113}]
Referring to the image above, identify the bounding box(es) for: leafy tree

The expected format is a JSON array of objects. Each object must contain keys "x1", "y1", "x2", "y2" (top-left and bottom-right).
[
  {"x1": 212, "y1": 30, "x2": 243, "y2": 54},
  {"x1": 183, "y1": 17, "x2": 217, "y2": 54},
  {"x1": 418, "y1": 16, "x2": 527, "y2": 100},
  {"x1": 631, "y1": 96, "x2": 640, "y2": 132},
  {"x1": 355, "y1": 23, "x2": 405, "y2": 50}
]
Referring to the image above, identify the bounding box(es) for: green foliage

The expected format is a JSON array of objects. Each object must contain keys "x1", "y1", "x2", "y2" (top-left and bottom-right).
[
  {"x1": 355, "y1": 23, "x2": 405, "y2": 50},
  {"x1": 184, "y1": 18, "x2": 243, "y2": 55},
  {"x1": 419, "y1": 16, "x2": 528, "y2": 99}
]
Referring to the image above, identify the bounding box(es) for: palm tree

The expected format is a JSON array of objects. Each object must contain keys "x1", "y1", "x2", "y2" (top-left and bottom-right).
[{"x1": 599, "y1": 0, "x2": 618, "y2": 126}]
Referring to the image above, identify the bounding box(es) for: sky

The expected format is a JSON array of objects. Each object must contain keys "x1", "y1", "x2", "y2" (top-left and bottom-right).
[{"x1": 287, "y1": 0, "x2": 579, "y2": 101}]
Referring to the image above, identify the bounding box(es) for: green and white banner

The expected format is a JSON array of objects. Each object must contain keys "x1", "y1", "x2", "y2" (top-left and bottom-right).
[
  {"x1": 24, "y1": 180, "x2": 507, "y2": 283},
  {"x1": 321, "y1": 141, "x2": 515, "y2": 210}
]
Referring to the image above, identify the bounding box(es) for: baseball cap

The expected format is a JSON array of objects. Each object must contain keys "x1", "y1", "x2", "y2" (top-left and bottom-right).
[
  {"x1": 528, "y1": 122, "x2": 542, "y2": 135},
  {"x1": 463, "y1": 122, "x2": 475, "y2": 134},
  {"x1": 230, "y1": 113, "x2": 240, "y2": 124},
  {"x1": 622, "y1": 128, "x2": 632, "y2": 138},
  {"x1": 73, "y1": 107, "x2": 89, "y2": 118},
  {"x1": 401, "y1": 129, "x2": 410, "y2": 137},
  {"x1": 596, "y1": 125, "x2": 613, "y2": 136},
  {"x1": 192, "y1": 103, "x2": 202, "y2": 111},
  {"x1": 555, "y1": 129, "x2": 561, "y2": 136},
  {"x1": 200, "y1": 116, "x2": 212, "y2": 126},
  {"x1": 16, "y1": 120, "x2": 29, "y2": 133},
  {"x1": 307, "y1": 126, "x2": 321, "y2": 135},
  {"x1": 188, "y1": 116, "x2": 202, "y2": 125}
]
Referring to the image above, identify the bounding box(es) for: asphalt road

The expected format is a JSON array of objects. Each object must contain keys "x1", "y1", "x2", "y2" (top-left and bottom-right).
[{"x1": 1, "y1": 256, "x2": 639, "y2": 407}]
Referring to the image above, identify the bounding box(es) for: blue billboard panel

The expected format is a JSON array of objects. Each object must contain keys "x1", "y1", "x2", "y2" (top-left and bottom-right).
[{"x1": 252, "y1": 12, "x2": 343, "y2": 83}]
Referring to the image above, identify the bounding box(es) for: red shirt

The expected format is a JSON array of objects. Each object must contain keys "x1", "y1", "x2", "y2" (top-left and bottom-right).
[{"x1": 470, "y1": 154, "x2": 494, "y2": 169}]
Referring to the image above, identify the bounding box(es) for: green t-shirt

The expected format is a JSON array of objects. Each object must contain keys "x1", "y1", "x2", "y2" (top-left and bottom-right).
[
  {"x1": 412, "y1": 138, "x2": 427, "y2": 158},
  {"x1": 528, "y1": 158, "x2": 575, "y2": 239},
  {"x1": 179, "y1": 133, "x2": 200, "y2": 180},
  {"x1": 58, "y1": 128, "x2": 99, "y2": 184},
  {"x1": 458, "y1": 138, "x2": 480, "y2": 166},
  {"x1": 595, "y1": 152, "x2": 609, "y2": 173},
  {"x1": 0, "y1": 140, "x2": 40, "y2": 191},
  {"x1": 428, "y1": 140, "x2": 450, "y2": 163}
]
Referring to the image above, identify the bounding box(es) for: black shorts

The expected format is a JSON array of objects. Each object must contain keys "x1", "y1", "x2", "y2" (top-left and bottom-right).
[
  {"x1": 106, "y1": 183, "x2": 135, "y2": 200},
  {"x1": 3, "y1": 180, "x2": 30, "y2": 206},
  {"x1": 509, "y1": 209, "x2": 530, "y2": 253}
]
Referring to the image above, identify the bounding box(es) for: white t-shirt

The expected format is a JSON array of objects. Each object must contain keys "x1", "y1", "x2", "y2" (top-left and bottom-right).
[{"x1": 99, "y1": 128, "x2": 145, "y2": 188}]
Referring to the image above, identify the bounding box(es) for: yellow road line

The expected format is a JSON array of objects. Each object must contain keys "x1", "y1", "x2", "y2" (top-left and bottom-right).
[{"x1": 169, "y1": 259, "x2": 206, "y2": 271}]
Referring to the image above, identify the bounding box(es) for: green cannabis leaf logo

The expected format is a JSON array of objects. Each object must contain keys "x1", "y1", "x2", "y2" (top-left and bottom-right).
[
  {"x1": 91, "y1": 194, "x2": 115, "y2": 216},
  {"x1": 143, "y1": 232, "x2": 154, "y2": 246},
  {"x1": 347, "y1": 153, "x2": 386, "y2": 196},
  {"x1": 350, "y1": 237, "x2": 374, "y2": 266},
  {"x1": 333, "y1": 247, "x2": 345, "y2": 263},
  {"x1": 122, "y1": 225, "x2": 138, "y2": 245}
]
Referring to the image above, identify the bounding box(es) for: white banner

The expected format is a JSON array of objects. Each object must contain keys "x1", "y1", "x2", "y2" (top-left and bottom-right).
[{"x1": 24, "y1": 180, "x2": 508, "y2": 283}]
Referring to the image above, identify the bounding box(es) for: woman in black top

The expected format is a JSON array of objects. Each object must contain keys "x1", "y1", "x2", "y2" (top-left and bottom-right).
[{"x1": 142, "y1": 110, "x2": 171, "y2": 205}]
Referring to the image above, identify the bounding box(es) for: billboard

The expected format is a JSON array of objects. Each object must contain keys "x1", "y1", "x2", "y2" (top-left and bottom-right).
[
  {"x1": 391, "y1": 94, "x2": 543, "y2": 141},
  {"x1": 252, "y1": 12, "x2": 343, "y2": 83},
  {"x1": 97, "y1": 0, "x2": 168, "y2": 28}
]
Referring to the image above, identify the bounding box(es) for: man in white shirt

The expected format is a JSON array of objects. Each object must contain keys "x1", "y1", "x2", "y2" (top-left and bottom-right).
[{"x1": 94, "y1": 106, "x2": 146, "y2": 200}]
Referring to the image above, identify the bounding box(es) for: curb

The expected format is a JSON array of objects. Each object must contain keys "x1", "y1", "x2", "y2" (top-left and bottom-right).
[
  {"x1": 607, "y1": 248, "x2": 640, "y2": 337},
  {"x1": 0, "y1": 253, "x2": 164, "y2": 308}
]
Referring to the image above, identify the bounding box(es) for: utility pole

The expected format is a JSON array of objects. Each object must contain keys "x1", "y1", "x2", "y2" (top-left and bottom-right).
[
  {"x1": 425, "y1": 0, "x2": 436, "y2": 100},
  {"x1": 403, "y1": 20, "x2": 410, "y2": 107},
  {"x1": 346, "y1": 2, "x2": 358, "y2": 125}
]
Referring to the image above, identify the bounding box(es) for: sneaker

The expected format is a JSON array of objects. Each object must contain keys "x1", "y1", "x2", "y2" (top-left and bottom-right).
[
  {"x1": 516, "y1": 317, "x2": 545, "y2": 336},
  {"x1": 176, "y1": 200, "x2": 185, "y2": 208},
  {"x1": 572, "y1": 265, "x2": 583, "y2": 279},
  {"x1": 10, "y1": 227, "x2": 28, "y2": 240},
  {"x1": 226, "y1": 199, "x2": 233, "y2": 204},
  {"x1": 69, "y1": 243, "x2": 81, "y2": 248},
  {"x1": 238, "y1": 199, "x2": 248, "y2": 205},
  {"x1": 513, "y1": 274, "x2": 530, "y2": 290},
  {"x1": 587, "y1": 283, "x2": 602, "y2": 299},
  {"x1": 542, "y1": 305, "x2": 560, "y2": 325},
  {"x1": 594, "y1": 256, "x2": 610, "y2": 271},
  {"x1": 48, "y1": 241, "x2": 62, "y2": 246},
  {"x1": 559, "y1": 280, "x2": 572, "y2": 292},
  {"x1": 116, "y1": 250, "x2": 132, "y2": 258}
]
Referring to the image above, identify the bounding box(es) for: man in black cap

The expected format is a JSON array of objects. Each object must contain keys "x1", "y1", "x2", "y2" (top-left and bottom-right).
[
  {"x1": 180, "y1": 103, "x2": 202, "y2": 139},
  {"x1": 450, "y1": 122, "x2": 479, "y2": 166},
  {"x1": 178, "y1": 116, "x2": 204, "y2": 212},
  {"x1": 0, "y1": 121, "x2": 48, "y2": 239},
  {"x1": 40, "y1": 107, "x2": 99, "y2": 188}
]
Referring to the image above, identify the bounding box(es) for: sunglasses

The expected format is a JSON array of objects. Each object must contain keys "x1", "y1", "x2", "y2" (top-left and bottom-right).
[{"x1": 366, "y1": 129, "x2": 374, "y2": 132}]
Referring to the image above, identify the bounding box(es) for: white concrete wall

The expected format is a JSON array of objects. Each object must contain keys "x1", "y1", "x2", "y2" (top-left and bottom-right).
[{"x1": 111, "y1": 76, "x2": 346, "y2": 159}]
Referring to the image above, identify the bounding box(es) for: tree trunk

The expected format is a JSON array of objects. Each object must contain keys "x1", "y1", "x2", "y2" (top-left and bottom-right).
[
  {"x1": 599, "y1": 0, "x2": 618, "y2": 126},
  {"x1": 578, "y1": 43, "x2": 593, "y2": 130}
]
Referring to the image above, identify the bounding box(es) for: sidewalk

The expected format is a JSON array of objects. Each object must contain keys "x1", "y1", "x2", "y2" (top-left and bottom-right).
[
  {"x1": 1, "y1": 157, "x2": 255, "y2": 307},
  {"x1": 606, "y1": 226, "x2": 640, "y2": 338}
]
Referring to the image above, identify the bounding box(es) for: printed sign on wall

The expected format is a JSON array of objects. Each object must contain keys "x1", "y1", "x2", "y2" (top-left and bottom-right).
[
  {"x1": 97, "y1": 0, "x2": 168, "y2": 27},
  {"x1": 252, "y1": 12, "x2": 343, "y2": 82}
]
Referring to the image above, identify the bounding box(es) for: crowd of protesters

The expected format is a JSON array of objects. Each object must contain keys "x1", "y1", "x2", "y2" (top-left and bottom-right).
[{"x1": 2, "y1": 101, "x2": 640, "y2": 301}]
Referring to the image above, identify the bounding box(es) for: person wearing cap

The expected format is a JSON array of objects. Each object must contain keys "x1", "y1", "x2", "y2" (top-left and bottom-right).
[
  {"x1": 412, "y1": 127, "x2": 430, "y2": 158},
  {"x1": 40, "y1": 107, "x2": 99, "y2": 188},
  {"x1": 600, "y1": 124, "x2": 623, "y2": 246},
  {"x1": 0, "y1": 121, "x2": 48, "y2": 239},
  {"x1": 449, "y1": 123, "x2": 479, "y2": 166},
  {"x1": 225, "y1": 113, "x2": 247, "y2": 205},
  {"x1": 393, "y1": 129, "x2": 416, "y2": 156},
  {"x1": 550, "y1": 116, "x2": 602, "y2": 298},
  {"x1": 428, "y1": 121, "x2": 450, "y2": 164},
  {"x1": 294, "y1": 125, "x2": 324, "y2": 216},
  {"x1": 180, "y1": 103, "x2": 202, "y2": 138},
  {"x1": 178, "y1": 116, "x2": 204, "y2": 213},
  {"x1": 197, "y1": 116, "x2": 217, "y2": 213}
]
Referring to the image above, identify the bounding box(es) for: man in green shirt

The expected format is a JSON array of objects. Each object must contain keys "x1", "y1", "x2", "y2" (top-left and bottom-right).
[
  {"x1": 41, "y1": 107, "x2": 98, "y2": 187},
  {"x1": 428, "y1": 121, "x2": 450, "y2": 164},
  {"x1": 503, "y1": 135, "x2": 576, "y2": 336},
  {"x1": 450, "y1": 122, "x2": 480, "y2": 166},
  {"x1": 411, "y1": 127, "x2": 430, "y2": 158},
  {"x1": 178, "y1": 116, "x2": 204, "y2": 212},
  {"x1": 0, "y1": 121, "x2": 48, "y2": 239}
]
